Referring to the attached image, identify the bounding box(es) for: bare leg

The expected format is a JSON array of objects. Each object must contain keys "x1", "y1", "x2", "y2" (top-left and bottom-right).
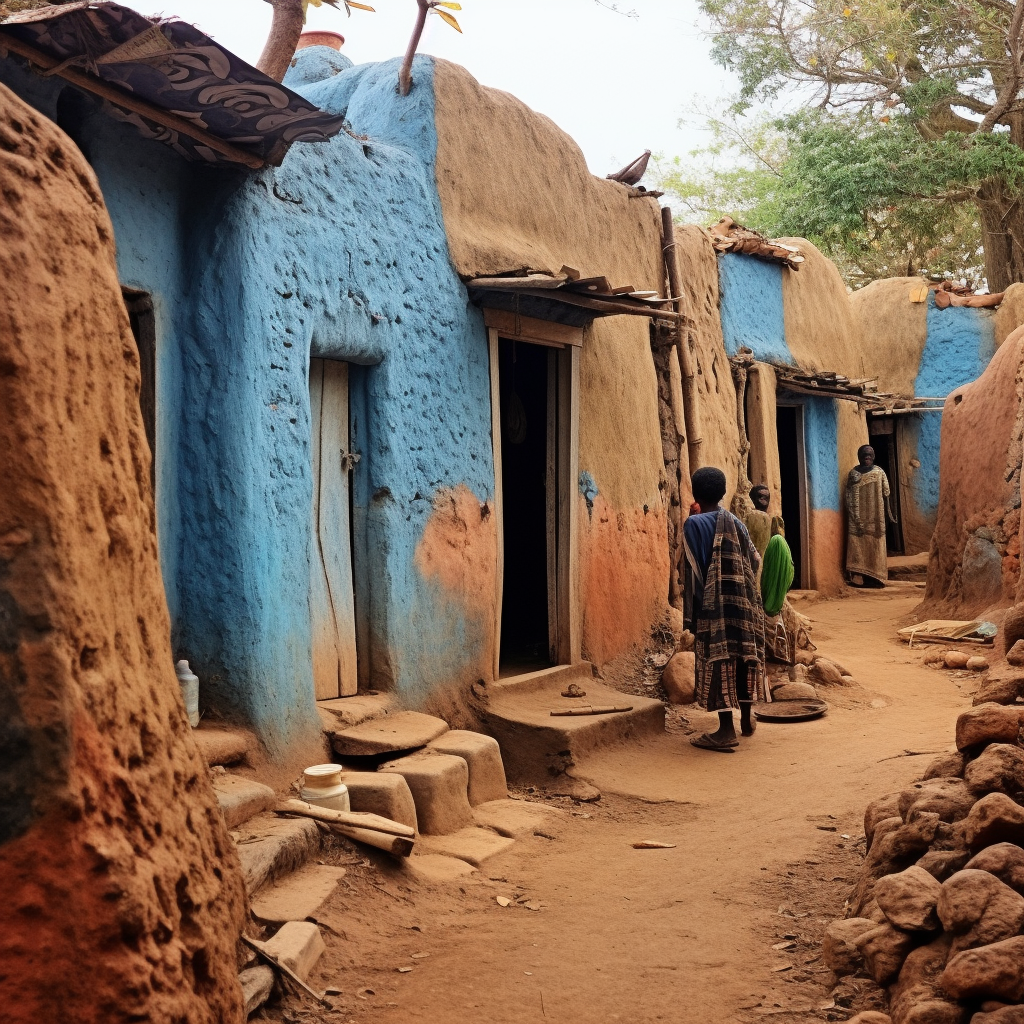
[
  {"x1": 708, "y1": 710, "x2": 737, "y2": 744},
  {"x1": 740, "y1": 700, "x2": 756, "y2": 737}
]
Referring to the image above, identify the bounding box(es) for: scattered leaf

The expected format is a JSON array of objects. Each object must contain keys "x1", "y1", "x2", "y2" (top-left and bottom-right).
[
  {"x1": 523, "y1": 901, "x2": 542, "y2": 912},
  {"x1": 772, "y1": 965, "x2": 793, "y2": 973},
  {"x1": 772, "y1": 941, "x2": 797, "y2": 951},
  {"x1": 816, "y1": 825, "x2": 837, "y2": 832},
  {"x1": 411, "y1": 952, "x2": 430, "y2": 959},
  {"x1": 435, "y1": 9, "x2": 462, "y2": 31},
  {"x1": 496, "y1": 896, "x2": 511, "y2": 907},
  {"x1": 524, "y1": 971, "x2": 533, "y2": 976},
  {"x1": 397, "y1": 967, "x2": 413, "y2": 974},
  {"x1": 633, "y1": 840, "x2": 677, "y2": 849}
]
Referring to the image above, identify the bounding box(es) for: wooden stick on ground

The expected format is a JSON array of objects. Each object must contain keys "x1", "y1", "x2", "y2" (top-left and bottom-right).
[
  {"x1": 240, "y1": 935, "x2": 331, "y2": 1007},
  {"x1": 550, "y1": 705, "x2": 634, "y2": 717},
  {"x1": 276, "y1": 800, "x2": 415, "y2": 837}
]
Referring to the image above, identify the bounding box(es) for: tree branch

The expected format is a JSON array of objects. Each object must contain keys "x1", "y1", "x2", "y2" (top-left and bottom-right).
[
  {"x1": 257, "y1": 0, "x2": 305, "y2": 83},
  {"x1": 981, "y1": 0, "x2": 1024, "y2": 131}
]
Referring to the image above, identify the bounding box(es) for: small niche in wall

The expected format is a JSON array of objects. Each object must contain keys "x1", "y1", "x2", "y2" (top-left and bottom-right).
[{"x1": 122, "y1": 287, "x2": 156, "y2": 487}]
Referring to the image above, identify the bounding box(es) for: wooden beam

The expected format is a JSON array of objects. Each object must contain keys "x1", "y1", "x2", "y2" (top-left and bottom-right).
[
  {"x1": 0, "y1": 33, "x2": 266, "y2": 169},
  {"x1": 483, "y1": 307, "x2": 581, "y2": 347},
  {"x1": 556, "y1": 346, "x2": 581, "y2": 665}
]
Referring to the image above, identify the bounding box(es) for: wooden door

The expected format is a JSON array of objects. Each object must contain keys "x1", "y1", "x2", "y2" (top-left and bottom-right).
[{"x1": 309, "y1": 358, "x2": 358, "y2": 698}]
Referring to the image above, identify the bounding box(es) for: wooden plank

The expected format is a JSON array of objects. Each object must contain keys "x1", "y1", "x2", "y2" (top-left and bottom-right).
[
  {"x1": 556, "y1": 346, "x2": 581, "y2": 664},
  {"x1": 319, "y1": 360, "x2": 358, "y2": 696},
  {"x1": 546, "y1": 348, "x2": 558, "y2": 663},
  {"x1": 308, "y1": 359, "x2": 342, "y2": 700},
  {"x1": 0, "y1": 33, "x2": 266, "y2": 169},
  {"x1": 487, "y1": 328, "x2": 504, "y2": 681},
  {"x1": 482, "y1": 308, "x2": 582, "y2": 347}
]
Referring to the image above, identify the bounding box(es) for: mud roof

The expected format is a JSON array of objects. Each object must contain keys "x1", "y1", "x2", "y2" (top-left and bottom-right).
[{"x1": 0, "y1": 1, "x2": 348, "y2": 168}]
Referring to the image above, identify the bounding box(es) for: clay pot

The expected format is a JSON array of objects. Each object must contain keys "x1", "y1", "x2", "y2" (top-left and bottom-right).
[{"x1": 297, "y1": 30, "x2": 345, "y2": 51}]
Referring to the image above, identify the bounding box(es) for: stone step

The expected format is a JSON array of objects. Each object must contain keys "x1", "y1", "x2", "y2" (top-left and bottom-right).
[
  {"x1": 490, "y1": 661, "x2": 594, "y2": 697},
  {"x1": 212, "y1": 773, "x2": 276, "y2": 829},
  {"x1": 250, "y1": 863, "x2": 347, "y2": 924},
  {"x1": 193, "y1": 723, "x2": 251, "y2": 767},
  {"x1": 427, "y1": 730, "x2": 508, "y2": 806},
  {"x1": 317, "y1": 691, "x2": 398, "y2": 734},
  {"x1": 329, "y1": 710, "x2": 449, "y2": 758},
  {"x1": 473, "y1": 798, "x2": 568, "y2": 839},
  {"x1": 418, "y1": 826, "x2": 515, "y2": 868},
  {"x1": 339, "y1": 770, "x2": 419, "y2": 832},
  {"x1": 380, "y1": 751, "x2": 473, "y2": 835},
  {"x1": 234, "y1": 813, "x2": 322, "y2": 895},
  {"x1": 478, "y1": 671, "x2": 665, "y2": 784}
]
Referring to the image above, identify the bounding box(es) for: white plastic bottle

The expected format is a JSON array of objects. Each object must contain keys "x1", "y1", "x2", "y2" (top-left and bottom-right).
[
  {"x1": 175, "y1": 660, "x2": 200, "y2": 728},
  {"x1": 300, "y1": 764, "x2": 350, "y2": 812}
]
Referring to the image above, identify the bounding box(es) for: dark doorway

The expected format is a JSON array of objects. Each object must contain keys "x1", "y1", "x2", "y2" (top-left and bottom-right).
[
  {"x1": 122, "y1": 288, "x2": 156, "y2": 487},
  {"x1": 776, "y1": 405, "x2": 805, "y2": 589},
  {"x1": 868, "y1": 418, "x2": 904, "y2": 555},
  {"x1": 498, "y1": 338, "x2": 550, "y2": 673}
]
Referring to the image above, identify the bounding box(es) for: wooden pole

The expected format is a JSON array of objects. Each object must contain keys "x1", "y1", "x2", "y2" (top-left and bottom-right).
[{"x1": 661, "y1": 206, "x2": 704, "y2": 471}]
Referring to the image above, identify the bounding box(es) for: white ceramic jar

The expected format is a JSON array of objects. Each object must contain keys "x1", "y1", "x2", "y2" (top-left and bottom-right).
[
  {"x1": 300, "y1": 764, "x2": 350, "y2": 812},
  {"x1": 175, "y1": 660, "x2": 200, "y2": 727}
]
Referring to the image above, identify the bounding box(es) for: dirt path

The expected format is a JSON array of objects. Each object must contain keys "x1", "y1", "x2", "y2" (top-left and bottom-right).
[{"x1": 260, "y1": 589, "x2": 974, "y2": 1024}]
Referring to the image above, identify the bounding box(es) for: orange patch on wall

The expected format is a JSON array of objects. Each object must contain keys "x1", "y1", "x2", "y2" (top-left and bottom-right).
[
  {"x1": 579, "y1": 494, "x2": 669, "y2": 667},
  {"x1": 810, "y1": 508, "x2": 845, "y2": 596}
]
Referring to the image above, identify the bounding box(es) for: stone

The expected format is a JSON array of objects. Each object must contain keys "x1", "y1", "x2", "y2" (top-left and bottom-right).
[
  {"x1": 971, "y1": 1008, "x2": 1024, "y2": 1024},
  {"x1": 899, "y1": 778, "x2": 975, "y2": 824},
  {"x1": 962, "y1": 535, "x2": 1004, "y2": 609},
  {"x1": 1003, "y1": 605, "x2": 1024, "y2": 658},
  {"x1": 923, "y1": 753, "x2": 967, "y2": 781},
  {"x1": 543, "y1": 775, "x2": 602, "y2": 801},
  {"x1": 924, "y1": 650, "x2": 948, "y2": 666},
  {"x1": 400, "y1": 853, "x2": 478, "y2": 883},
  {"x1": 339, "y1": 770, "x2": 418, "y2": 831},
  {"x1": 916, "y1": 849, "x2": 970, "y2": 882},
  {"x1": 380, "y1": 751, "x2": 473, "y2": 835},
  {"x1": 235, "y1": 816, "x2": 322, "y2": 895},
  {"x1": 317, "y1": 692, "x2": 398, "y2": 729},
  {"x1": 240, "y1": 966, "x2": 275, "y2": 1017},
  {"x1": 956, "y1": 705, "x2": 1024, "y2": 752},
  {"x1": 941, "y1": 936, "x2": 1024, "y2": 1002},
  {"x1": 250, "y1": 864, "x2": 347, "y2": 923},
  {"x1": 789, "y1": 662, "x2": 810, "y2": 682},
  {"x1": 853, "y1": 814, "x2": 942, "y2": 915},
  {"x1": 771, "y1": 681, "x2": 819, "y2": 701},
  {"x1": 822, "y1": 918, "x2": 877, "y2": 974},
  {"x1": 965, "y1": 793, "x2": 1024, "y2": 851},
  {"x1": 662, "y1": 651, "x2": 695, "y2": 704},
  {"x1": 330, "y1": 711, "x2": 449, "y2": 757},
  {"x1": 965, "y1": 842, "x2": 1024, "y2": 894},
  {"x1": 428, "y1": 730, "x2": 508, "y2": 805},
  {"x1": 866, "y1": 794, "x2": 904, "y2": 847},
  {"x1": 969, "y1": 656, "x2": 991, "y2": 672},
  {"x1": 260, "y1": 921, "x2": 325, "y2": 982},
  {"x1": 848, "y1": 1015, "x2": 892, "y2": 1024},
  {"x1": 1008, "y1": 639, "x2": 1024, "y2": 667},
  {"x1": 946, "y1": 652, "x2": 972, "y2": 670},
  {"x1": 418, "y1": 826, "x2": 516, "y2": 867},
  {"x1": 811, "y1": 657, "x2": 845, "y2": 686},
  {"x1": 854, "y1": 922, "x2": 917, "y2": 986},
  {"x1": 212, "y1": 775, "x2": 277, "y2": 830},
  {"x1": 966, "y1": 744, "x2": 1024, "y2": 797},
  {"x1": 938, "y1": 869, "x2": 1024, "y2": 955},
  {"x1": 794, "y1": 649, "x2": 816, "y2": 666},
  {"x1": 874, "y1": 866, "x2": 942, "y2": 931},
  {"x1": 975, "y1": 675, "x2": 1024, "y2": 707},
  {"x1": 841, "y1": 675, "x2": 858, "y2": 686},
  {"x1": 193, "y1": 726, "x2": 250, "y2": 767},
  {"x1": 889, "y1": 935, "x2": 965, "y2": 1024},
  {"x1": 472, "y1": 798, "x2": 568, "y2": 839}
]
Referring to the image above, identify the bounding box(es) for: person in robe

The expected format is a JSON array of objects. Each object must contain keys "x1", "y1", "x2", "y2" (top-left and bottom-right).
[
  {"x1": 742, "y1": 483, "x2": 785, "y2": 559},
  {"x1": 845, "y1": 445, "x2": 896, "y2": 587},
  {"x1": 683, "y1": 467, "x2": 767, "y2": 752}
]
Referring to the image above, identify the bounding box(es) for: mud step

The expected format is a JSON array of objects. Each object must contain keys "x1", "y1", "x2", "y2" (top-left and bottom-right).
[
  {"x1": 479, "y1": 667, "x2": 665, "y2": 784},
  {"x1": 234, "y1": 813, "x2": 322, "y2": 895},
  {"x1": 193, "y1": 723, "x2": 251, "y2": 767},
  {"x1": 317, "y1": 692, "x2": 398, "y2": 737}
]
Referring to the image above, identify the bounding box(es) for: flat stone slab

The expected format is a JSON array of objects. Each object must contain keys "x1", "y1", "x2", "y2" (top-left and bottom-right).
[
  {"x1": 317, "y1": 692, "x2": 398, "y2": 733},
  {"x1": 401, "y1": 853, "x2": 477, "y2": 883},
  {"x1": 259, "y1": 921, "x2": 326, "y2": 982},
  {"x1": 339, "y1": 770, "x2": 418, "y2": 832},
  {"x1": 193, "y1": 725, "x2": 249, "y2": 767},
  {"x1": 235, "y1": 815, "x2": 321, "y2": 895},
  {"x1": 418, "y1": 826, "x2": 516, "y2": 867},
  {"x1": 213, "y1": 774, "x2": 276, "y2": 829},
  {"x1": 428, "y1": 730, "x2": 508, "y2": 806},
  {"x1": 380, "y1": 751, "x2": 472, "y2": 835},
  {"x1": 473, "y1": 798, "x2": 568, "y2": 839},
  {"x1": 250, "y1": 863, "x2": 347, "y2": 923},
  {"x1": 331, "y1": 711, "x2": 449, "y2": 757}
]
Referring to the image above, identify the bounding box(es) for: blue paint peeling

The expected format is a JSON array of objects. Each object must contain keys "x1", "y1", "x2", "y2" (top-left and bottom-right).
[
  {"x1": 1, "y1": 51, "x2": 498, "y2": 756},
  {"x1": 579, "y1": 471, "x2": 599, "y2": 519},
  {"x1": 718, "y1": 254, "x2": 790, "y2": 362}
]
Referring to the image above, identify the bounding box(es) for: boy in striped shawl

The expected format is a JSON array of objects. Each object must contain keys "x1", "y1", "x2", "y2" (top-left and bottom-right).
[{"x1": 683, "y1": 467, "x2": 768, "y2": 752}]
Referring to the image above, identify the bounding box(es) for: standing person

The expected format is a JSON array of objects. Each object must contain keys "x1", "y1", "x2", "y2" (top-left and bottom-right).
[
  {"x1": 683, "y1": 467, "x2": 767, "y2": 752},
  {"x1": 742, "y1": 483, "x2": 785, "y2": 559},
  {"x1": 845, "y1": 445, "x2": 896, "y2": 587}
]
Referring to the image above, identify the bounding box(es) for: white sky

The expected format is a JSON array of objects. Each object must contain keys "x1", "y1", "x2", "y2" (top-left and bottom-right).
[{"x1": 151, "y1": 0, "x2": 734, "y2": 177}]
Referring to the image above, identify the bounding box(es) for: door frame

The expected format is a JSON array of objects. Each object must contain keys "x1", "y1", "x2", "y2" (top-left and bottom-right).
[
  {"x1": 486, "y1": 314, "x2": 581, "y2": 678},
  {"x1": 776, "y1": 400, "x2": 811, "y2": 591}
]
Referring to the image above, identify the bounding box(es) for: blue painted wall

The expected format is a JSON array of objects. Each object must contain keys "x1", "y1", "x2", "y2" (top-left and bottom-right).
[
  {"x1": 801, "y1": 398, "x2": 841, "y2": 512},
  {"x1": 718, "y1": 253, "x2": 789, "y2": 362},
  {"x1": 910, "y1": 296, "x2": 998, "y2": 522},
  {"x1": 1, "y1": 50, "x2": 496, "y2": 756}
]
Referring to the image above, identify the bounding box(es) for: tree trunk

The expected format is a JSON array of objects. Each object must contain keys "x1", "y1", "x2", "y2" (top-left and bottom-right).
[
  {"x1": 978, "y1": 176, "x2": 1024, "y2": 291},
  {"x1": 257, "y1": 0, "x2": 305, "y2": 83}
]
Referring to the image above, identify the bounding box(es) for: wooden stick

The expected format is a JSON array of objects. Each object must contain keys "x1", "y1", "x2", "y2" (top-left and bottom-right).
[
  {"x1": 661, "y1": 205, "x2": 704, "y2": 470},
  {"x1": 550, "y1": 704, "x2": 633, "y2": 716},
  {"x1": 326, "y1": 823, "x2": 414, "y2": 857},
  {"x1": 240, "y1": 935, "x2": 331, "y2": 1007},
  {"x1": 276, "y1": 800, "x2": 415, "y2": 838},
  {"x1": 0, "y1": 34, "x2": 265, "y2": 169}
]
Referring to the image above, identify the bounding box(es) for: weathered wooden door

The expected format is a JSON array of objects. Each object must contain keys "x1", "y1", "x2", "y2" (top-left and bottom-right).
[{"x1": 309, "y1": 358, "x2": 358, "y2": 698}]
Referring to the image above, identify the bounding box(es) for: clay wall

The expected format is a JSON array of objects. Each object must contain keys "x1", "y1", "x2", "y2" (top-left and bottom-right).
[{"x1": 0, "y1": 83, "x2": 244, "y2": 1024}]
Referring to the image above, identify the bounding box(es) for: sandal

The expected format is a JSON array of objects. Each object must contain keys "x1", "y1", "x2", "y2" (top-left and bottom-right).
[{"x1": 690, "y1": 733, "x2": 738, "y2": 752}]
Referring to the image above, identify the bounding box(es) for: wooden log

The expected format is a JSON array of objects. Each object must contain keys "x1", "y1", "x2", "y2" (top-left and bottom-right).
[
  {"x1": 276, "y1": 799, "x2": 415, "y2": 838},
  {"x1": 240, "y1": 935, "x2": 330, "y2": 1007},
  {"x1": 549, "y1": 704, "x2": 634, "y2": 716},
  {"x1": 326, "y1": 823, "x2": 414, "y2": 857}
]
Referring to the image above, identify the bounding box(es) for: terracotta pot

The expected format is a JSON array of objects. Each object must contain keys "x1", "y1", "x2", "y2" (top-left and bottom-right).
[{"x1": 297, "y1": 30, "x2": 345, "y2": 51}]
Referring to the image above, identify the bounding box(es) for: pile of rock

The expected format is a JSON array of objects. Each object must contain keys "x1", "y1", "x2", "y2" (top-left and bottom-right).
[
  {"x1": 922, "y1": 649, "x2": 990, "y2": 672},
  {"x1": 824, "y1": 703, "x2": 1024, "y2": 1023}
]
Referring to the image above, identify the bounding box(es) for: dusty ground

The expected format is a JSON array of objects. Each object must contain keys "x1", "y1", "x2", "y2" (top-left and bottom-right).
[{"x1": 254, "y1": 587, "x2": 976, "y2": 1024}]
